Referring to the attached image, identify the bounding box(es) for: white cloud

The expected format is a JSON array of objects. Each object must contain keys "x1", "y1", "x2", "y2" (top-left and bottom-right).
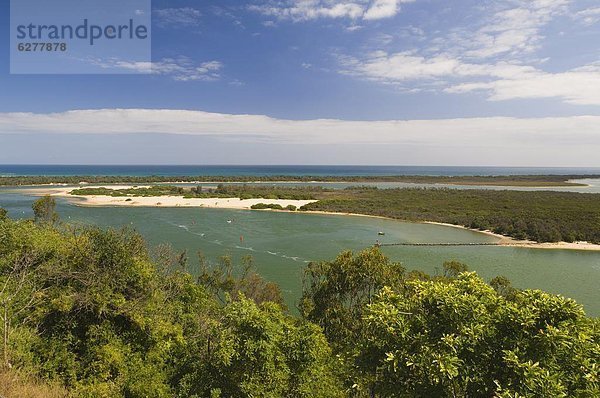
[
  {"x1": 339, "y1": 52, "x2": 537, "y2": 82},
  {"x1": 154, "y1": 8, "x2": 202, "y2": 27},
  {"x1": 335, "y1": 0, "x2": 600, "y2": 106},
  {"x1": 1, "y1": 109, "x2": 599, "y2": 153},
  {"x1": 250, "y1": 0, "x2": 413, "y2": 22},
  {"x1": 573, "y1": 7, "x2": 600, "y2": 26},
  {"x1": 446, "y1": 63, "x2": 600, "y2": 105},
  {"x1": 364, "y1": 0, "x2": 412, "y2": 20},
  {"x1": 445, "y1": 0, "x2": 571, "y2": 58},
  {"x1": 346, "y1": 24, "x2": 363, "y2": 31},
  {"x1": 90, "y1": 57, "x2": 223, "y2": 81},
  {"x1": 341, "y1": 51, "x2": 600, "y2": 105}
]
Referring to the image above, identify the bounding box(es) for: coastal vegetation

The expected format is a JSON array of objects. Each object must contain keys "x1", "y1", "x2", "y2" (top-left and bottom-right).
[
  {"x1": 250, "y1": 203, "x2": 284, "y2": 210},
  {"x1": 70, "y1": 184, "x2": 319, "y2": 200},
  {"x1": 250, "y1": 203, "x2": 297, "y2": 211},
  {"x1": 300, "y1": 187, "x2": 600, "y2": 243},
  {"x1": 0, "y1": 174, "x2": 595, "y2": 187},
  {"x1": 0, "y1": 201, "x2": 598, "y2": 397}
]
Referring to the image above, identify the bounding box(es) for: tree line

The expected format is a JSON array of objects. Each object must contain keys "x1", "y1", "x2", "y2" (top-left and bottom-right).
[
  {"x1": 71, "y1": 184, "x2": 320, "y2": 201},
  {"x1": 301, "y1": 187, "x2": 600, "y2": 243},
  {"x1": 1, "y1": 174, "x2": 596, "y2": 187}
]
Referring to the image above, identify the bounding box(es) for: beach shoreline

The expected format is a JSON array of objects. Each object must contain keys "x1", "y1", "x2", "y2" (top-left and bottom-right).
[
  {"x1": 296, "y1": 211, "x2": 600, "y2": 251},
  {"x1": 17, "y1": 185, "x2": 600, "y2": 252},
  {"x1": 20, "y1": 186, "x2": 318, "y2": 211}
]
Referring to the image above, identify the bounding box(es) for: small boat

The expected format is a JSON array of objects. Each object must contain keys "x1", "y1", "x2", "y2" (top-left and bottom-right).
[
  {"x1": 378, "y1": 231, "x2": 385, "y2": 236},
  {"x1": 227, "y1": 220, "x2": 233, "y2": 224}
]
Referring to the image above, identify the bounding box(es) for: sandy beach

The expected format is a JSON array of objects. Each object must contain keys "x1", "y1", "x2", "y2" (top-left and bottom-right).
[
  {"x1": 21, "y1": 186, "x2": 318, "y2": 210},
  {"x1": 422, "y1": 221, "x2": 600, "y2": 251},
  {"x1": 19, "y1": 185, "x2": 600, "y2": 252}
]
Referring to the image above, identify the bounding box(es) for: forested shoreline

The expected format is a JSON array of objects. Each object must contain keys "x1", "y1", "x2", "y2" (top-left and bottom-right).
[
  {"x1": 0, "y1": 200, "x2": 599, "y2": 397},
  {"x1": 0, "y1": 174, "x2": 596, "y2": 187},
  {"x1": 301, "y1": 187, "x2": 600, "y2": 244}
]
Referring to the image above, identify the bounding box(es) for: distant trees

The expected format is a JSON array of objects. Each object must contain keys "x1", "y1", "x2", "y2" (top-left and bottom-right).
[
  {"x1": 302, "y1": 188, "x2": 600, "y2": 243},
  {"x1": 73, "y1": 185, "x2": 318, "y2": 201},
  {"x1": 71, "y1": 185, "x2": 184, "y2": 198},
  {"x1": 1, "y1": 174, "x2": 596, "y2": 187},
  {"x1": 250, "y1": 203, "x2": 284, "y2": 210},
  {"x1": 32, "y1": 195, "x2": 58, "y2": 225}
]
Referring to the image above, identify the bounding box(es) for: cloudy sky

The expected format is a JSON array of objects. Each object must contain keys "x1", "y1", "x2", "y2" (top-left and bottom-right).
[{"x1": 1, "y1": 0, "x2": 599, "y2": 166}]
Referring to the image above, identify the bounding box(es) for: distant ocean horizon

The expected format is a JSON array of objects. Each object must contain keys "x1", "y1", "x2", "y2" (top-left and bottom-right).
[{"x1": 1, "y1": 165, "x2": 600, "y2": 177}]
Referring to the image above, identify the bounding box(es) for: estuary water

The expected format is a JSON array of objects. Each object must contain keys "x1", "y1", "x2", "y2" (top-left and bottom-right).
[{"x1": 1, "y1": 189, "x2": 599, "y2": 317}]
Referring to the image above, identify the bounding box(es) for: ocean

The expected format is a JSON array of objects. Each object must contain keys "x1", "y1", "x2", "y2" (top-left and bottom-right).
[{"x1": 1, "y1": 164, "x2": 600, "y2": 177}]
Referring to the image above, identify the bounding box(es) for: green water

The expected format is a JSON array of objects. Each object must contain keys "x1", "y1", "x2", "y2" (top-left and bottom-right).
[{"x1": 1, "y1": 192, "x2": 599, "y2": 316}]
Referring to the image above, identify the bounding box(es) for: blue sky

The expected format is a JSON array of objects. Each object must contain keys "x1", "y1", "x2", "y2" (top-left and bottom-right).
[{"x1": 1, "y1": 0, "x2": 599, "y2": 165}]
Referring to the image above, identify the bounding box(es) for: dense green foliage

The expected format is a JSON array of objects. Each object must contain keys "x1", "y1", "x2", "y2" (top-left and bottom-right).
[
  {"x1": 300, "y1": 249, "x2": 405, "y2": 347},
  {"x1": 301, "y1": 187, "x2": 600, "y2": 243},
  {"x1": 202, "y1": 184, "x2": 319, "y2": 200},
  {"x1": 0, "y1": 207, "x2": 598, "y2": 397},
  {"x1": 0, "y1": 174, "x2": 594, "y2": 187},
  {"x1": 250, "y1": 203, "x2": 289, "y2": 210},
  {"x1": 0, "y1": 213, "x2": 341, "y2": 397},
  {"x1": 301, "y1": 249, "x2": 599, "y2": 397},
  {"x1": 70, "y1": 185, "x2": 187, "y2": 197},
  {"x1": 358, "y1": 277, "x2": 599, "y2": 397}
]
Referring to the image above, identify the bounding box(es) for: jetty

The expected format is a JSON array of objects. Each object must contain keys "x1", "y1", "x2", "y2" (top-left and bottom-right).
[{"x1": 376, "y1": 242, "x2": 502, "y2": 247}]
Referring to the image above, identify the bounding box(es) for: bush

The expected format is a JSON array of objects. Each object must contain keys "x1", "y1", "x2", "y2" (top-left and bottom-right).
[{"x1": 251, "y1": 203, "x2": 284, "y2": 210}]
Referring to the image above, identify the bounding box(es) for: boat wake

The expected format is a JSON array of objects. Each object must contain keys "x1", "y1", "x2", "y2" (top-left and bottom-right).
[{"x1": 165, "y1": 220, "x2": 307, "y2": 263}]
